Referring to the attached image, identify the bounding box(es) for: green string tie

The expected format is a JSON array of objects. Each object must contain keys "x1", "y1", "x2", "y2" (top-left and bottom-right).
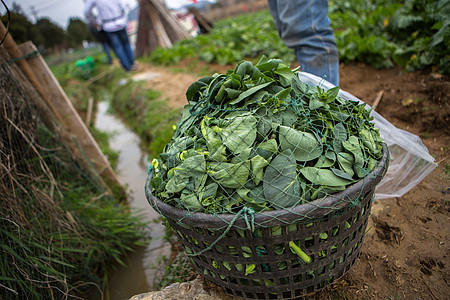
[
  {"x1": 187, "y1": 206, "x2": 254, "y2": 257},
  {"x1": 7, "y1": 50, "x2": 40, "y2": 65}
]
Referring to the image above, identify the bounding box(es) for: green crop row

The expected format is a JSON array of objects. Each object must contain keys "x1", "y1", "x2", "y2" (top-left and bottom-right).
[
  {"x1": 331, "y1": 0, "x2": 449, "y2": 73},
  {"x1": 147, "y1": 10, "x2": 295, "y2": 67},
  {"x1": 145, "y1": 0, "x2": 449, "y2": 74}
]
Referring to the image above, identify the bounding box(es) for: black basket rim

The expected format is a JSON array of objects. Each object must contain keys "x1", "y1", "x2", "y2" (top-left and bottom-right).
[{"x1": 146, "y1": 143, "x2": 389, "y2": 229}]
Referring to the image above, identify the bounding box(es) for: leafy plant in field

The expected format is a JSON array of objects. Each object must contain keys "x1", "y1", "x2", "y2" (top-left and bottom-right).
[
  {"x1": 330, "y1": 0, "x2": 450, "y2": 73},
  {"x1": 148, "y1": 11, "x2": 295, "y2": 66},
  {"x1": 330, "y1": 0, "x2": 402, "y2": 69},
  {"x1": 388, "y1": 0, "x2": 450, "y2": 73},
  {"x1": 148, "y1": 1, "x2": 448, "y2": 72}
]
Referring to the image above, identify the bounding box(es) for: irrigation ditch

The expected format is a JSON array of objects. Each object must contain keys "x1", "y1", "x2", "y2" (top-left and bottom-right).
[{"x1": 93, "y1": 99, "x2": 171, "y2": 299}]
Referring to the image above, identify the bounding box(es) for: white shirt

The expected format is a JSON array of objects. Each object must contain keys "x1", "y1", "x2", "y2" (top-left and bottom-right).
[{"x1": 84, "y1": 0, "x2": 127, "y2": 32}]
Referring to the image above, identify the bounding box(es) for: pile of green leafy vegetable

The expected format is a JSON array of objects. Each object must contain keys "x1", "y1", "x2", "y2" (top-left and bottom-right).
[{"x1": 149, "y1": 57, "x2": 383, "y2": 213}]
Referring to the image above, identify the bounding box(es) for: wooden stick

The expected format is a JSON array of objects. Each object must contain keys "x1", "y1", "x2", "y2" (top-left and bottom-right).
[
  {"x1": 0, "y1": 20, "x2": 64, "y2": 122},
  {"x1": 148, "y1": 0, "x2": 190, "y2": 40},
  {"x1": 372, "y1": 90, "x2": 384, "y2": 110},
  {"x1": 149, "y1": 5, "x2": 172, "y2": 48},
  {"x1": 86, "y1": 69, "x2": 114, "y2": 85},
  {"x1": 85, "y1": 97, "x2": 94, "y2": 128},
  {"x1": 188, "y1": 7, "x2": 213, "y2": 33}
]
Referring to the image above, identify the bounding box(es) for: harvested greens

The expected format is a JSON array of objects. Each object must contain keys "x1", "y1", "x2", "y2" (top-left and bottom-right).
[{"x1": 149, "y1": 57, "x2": 383, "y2": 213}]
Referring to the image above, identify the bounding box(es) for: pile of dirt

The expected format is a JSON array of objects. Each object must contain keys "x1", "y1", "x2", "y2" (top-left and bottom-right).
[{"x1": 136, "y1": 61, "x2": 449, "y2": 299}]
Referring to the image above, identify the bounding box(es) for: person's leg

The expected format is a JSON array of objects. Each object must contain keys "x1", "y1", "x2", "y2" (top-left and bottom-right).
[
  {"x1": 106, "y1": 30, "x2": 132, "y2": 71},
  {"x1": 269, "y1": 0, "x2": 339, "y2": 85},
  {"x1": 267, "y1": 0, "x2": 282, "y2": 36},
  {"x1": 97, "y1": 30, "x2": 112, "y2": 64},
  {"x1": 101, "y1": 42, "x2": 112, "y2": 64},
  {"x1": 117, "y1": 28, "x2": 135, "y2": 67}
]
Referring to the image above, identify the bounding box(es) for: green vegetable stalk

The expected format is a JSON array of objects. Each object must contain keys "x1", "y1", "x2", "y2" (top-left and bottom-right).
[{"x1": 289, "y1": 241, "x2": 312, "y2": 264}]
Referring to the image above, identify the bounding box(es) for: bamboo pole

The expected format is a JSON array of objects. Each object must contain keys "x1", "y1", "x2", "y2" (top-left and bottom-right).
[
  {"x1": 10, "y1": 39, "x2": 121, "y2": 187},
  {"x1": 0, "y1": 20, "x2": 64, "y2": 123},
  {"x1": 149, "y1": 0, "x2": 190, "y2": 40},
  {"x1": 149, "y1": 6, "x2": 173, "y2": 48},
  {"x1": 85, "y1": 97, "x2": 94, "y2": 128}
]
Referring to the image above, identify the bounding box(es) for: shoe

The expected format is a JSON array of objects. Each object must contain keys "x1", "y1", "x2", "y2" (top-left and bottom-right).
[{"x1": 130, "y1": 63, "x2": 138, "y2": 71}]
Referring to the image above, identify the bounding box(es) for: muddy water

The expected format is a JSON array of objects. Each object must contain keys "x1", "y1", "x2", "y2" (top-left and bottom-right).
[{"x1": 94, "y1": 101, "x2": 170, "y2": 300}]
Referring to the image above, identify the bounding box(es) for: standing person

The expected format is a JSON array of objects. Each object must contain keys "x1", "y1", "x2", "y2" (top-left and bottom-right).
[
  {"x1": 267, "y1": 0, "x2": 339, "y2": 86},
  {"x1": 84, "y1": 0, "x2": 137, "y2": 71}
]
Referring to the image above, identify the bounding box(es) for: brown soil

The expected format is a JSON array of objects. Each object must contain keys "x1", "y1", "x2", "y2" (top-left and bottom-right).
[{"x1": 134, "y1": 61, "x2": 450, "y2": 299}]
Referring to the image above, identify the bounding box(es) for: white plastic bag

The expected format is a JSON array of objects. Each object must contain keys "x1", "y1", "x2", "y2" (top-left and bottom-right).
[{"x1": 298, "y1": 72, "x2": 437, "y2": 199}]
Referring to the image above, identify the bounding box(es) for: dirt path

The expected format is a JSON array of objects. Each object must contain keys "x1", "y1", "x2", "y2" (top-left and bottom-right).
[
  {"x1": 133, "y1": 61, "x2": 449, "y2": 299},
  {"x1": 131, "y1": 63, "x2": 197, "y2": 109}
]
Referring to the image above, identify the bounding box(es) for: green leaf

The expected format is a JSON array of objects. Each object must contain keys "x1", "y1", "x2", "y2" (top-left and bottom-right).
[
  {"x1": 235, "y1": 60, "x2": 254, "y2": 77},
  {"x1": 236, "y1": 188, "x2": 266, "y2": 211},
  {"x1": 199, "y1": 183, "x2": 219, "y2": 202},
  {"x1": 279, "y1": 125, "x2": 323, "y2": 161},
  {"x1": 275, "y1": 87, "x2": 292, "y2": 100},
  {"x1": 165, "y1": 153, "x2": 207, "y2": 194},
  {"x1": 360, "y1": 127, "x2": 382, "y2": 156},
  {"x1": 245, "y1": 264, "x2": 256, "y2": 276},
  {"x1": 309, "y1": 97, "x2": 326, "y2": 110},
  {"x1": 325, "y1": 86, "x2": 340, "y2": 103},
  {"x1": 333, "y1": 123, "x2": 347, "y2": 141},
  {"x1": 255, "y1": 139, "x2": 278, "y2": 160},
  {"x1": 300, "y1": 167, "x2": 354, "y2": 187},
  {"x1": 278, "y1": 105, "x2": 298, "y2": 127},
  {"x1": 275, "y1": 63, "x2": 294, "y2": 87},
  {"x1": 291, "y1": 73, "x2": 308, "y2": 94},
  {"x1": 255, "y1": 55, "x2": 269, "y2": 66},
  {"x1": 228, "y1": 81, "x2": 273, "y2": 105},
  {"x1": 201, "y1": 116, "x2": 222, "y2": 157},
  {"x1": 250, "y1": 155, "x2": 269, "y2": 185},
  {"x1": 220, "y1": 114, "x2": 257, "y2": 154},
  {"x1": 165, "y1": 175, "x2": 187, "y2": 194},
  {"x1": 263, "y1": 149, "x2": 300, "y2": 209},
  {"x1": 150, "y1": 176, "x2": 163, "y2": 192},
  {"x1": 208, "y1": 161, "x2": 250, "y2": 188},
  {"x1": 225, "y1": 88, "x2": 242, "y2": 100},
  {"x1": 256, "y1": 58, "x2": 283, "y2": 71},
  {"x1": 185, "y1": 76, "x2": 214, "y2": 102},
  {"x1": 331, "y1": 167, "x2": 355, "y2": 181},
  {"x1": 314, "y1": 150, "x2": 336, "y2": 168},
  {"x1": 256, "y1": 107, "x2": 273, "y2": 137},
  {"x1": 247, "y1": 185, "x2": 266, "y2": 204},
  {"x1": 337, "y1": 152, "x2": 355, "y2": 177},
  {"x1": 342, "y1": 136, "x2": 368, "y2": 178}
]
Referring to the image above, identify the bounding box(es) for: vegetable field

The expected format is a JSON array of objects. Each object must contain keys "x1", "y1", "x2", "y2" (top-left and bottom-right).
[{"x1": 145, "y1": 0, "x2": 450, "y2": 74}]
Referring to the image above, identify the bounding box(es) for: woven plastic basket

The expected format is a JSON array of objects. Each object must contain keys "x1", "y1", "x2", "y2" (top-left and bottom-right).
[{"x1": 146, "y1": 144, "x2": 389, "y2": 299}]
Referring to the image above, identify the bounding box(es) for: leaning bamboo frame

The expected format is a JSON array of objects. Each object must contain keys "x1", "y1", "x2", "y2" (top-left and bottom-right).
[{"x1": 0, "y1": 20, "x2": 121, "y2": 191}]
